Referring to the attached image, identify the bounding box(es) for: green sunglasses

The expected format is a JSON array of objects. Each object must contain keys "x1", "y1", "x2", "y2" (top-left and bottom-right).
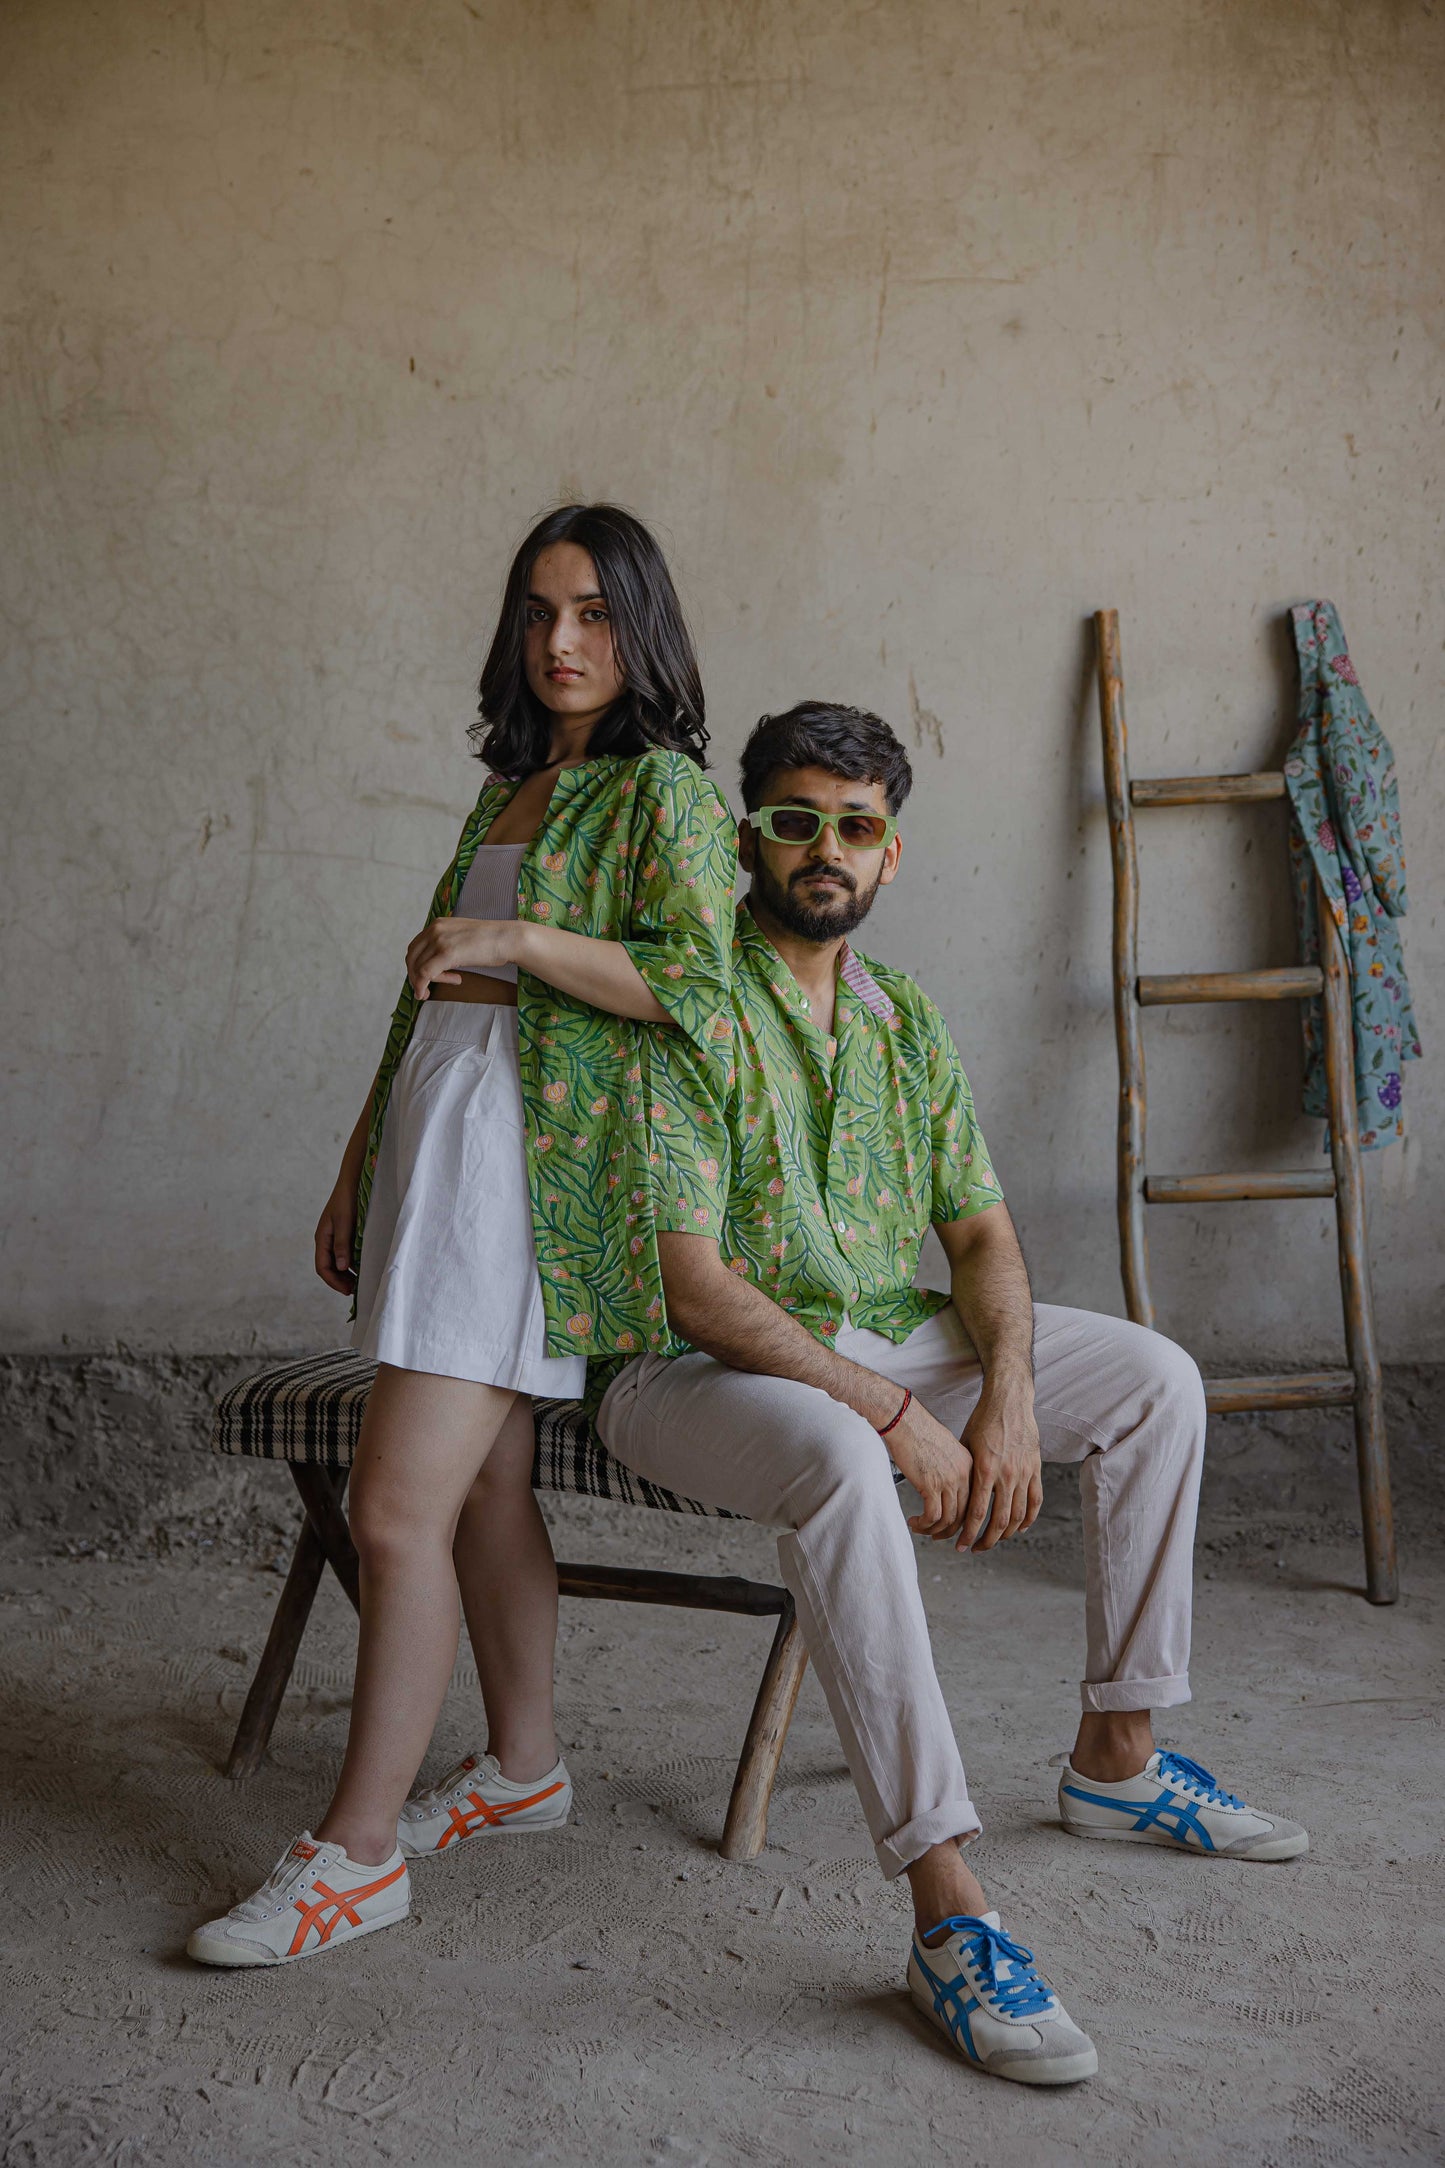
[{"x1": 752, "y1": 804, "x2": 899, "y2": 851}]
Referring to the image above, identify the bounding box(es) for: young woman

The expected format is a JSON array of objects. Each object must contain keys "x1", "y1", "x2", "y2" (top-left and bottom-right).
[{"x1": 188, "y1": 506, "x2": 736, "y2": 1967}]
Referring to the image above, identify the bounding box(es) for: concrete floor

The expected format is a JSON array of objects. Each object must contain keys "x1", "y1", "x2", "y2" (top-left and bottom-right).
[{"x1": 2, "y1": 1489, "x2": 1443, "y2": 2166}]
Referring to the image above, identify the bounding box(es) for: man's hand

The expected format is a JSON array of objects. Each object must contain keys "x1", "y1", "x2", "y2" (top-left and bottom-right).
[
  {"x1": 886, "y1": 1399, "x2": 977, "y2": 1541},
  {"x1": 405, "y1": 916, "x2": 518, "y2": 999},
  {"x1": 955, "y1": 1370, "x2": 1042, "y2": 1550}
]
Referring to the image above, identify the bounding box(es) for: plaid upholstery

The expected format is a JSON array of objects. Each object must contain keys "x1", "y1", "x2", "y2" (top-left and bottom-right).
[{"x1": 211, "y1": 1348, "x2": 739, "y2": 1519}]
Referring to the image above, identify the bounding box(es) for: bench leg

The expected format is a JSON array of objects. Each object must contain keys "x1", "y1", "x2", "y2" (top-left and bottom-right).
[
  {"x1": 225, "y1": 1465, "x2": 354, "y2": 1781},
  {"x1": 292, "y1": 1462, "x2": 361, "y2": 1612},
  {"x1": 720, "y1": 1598, "x2": 808, "y2": 1862},
  {"x1": 226, "y1": 1512, "x2": 328, "y2": 1781}
]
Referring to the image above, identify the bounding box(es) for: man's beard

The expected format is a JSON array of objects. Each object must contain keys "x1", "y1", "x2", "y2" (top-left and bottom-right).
[{"x1": 750, "y1": 853, "x2": 885, "y2": 943}]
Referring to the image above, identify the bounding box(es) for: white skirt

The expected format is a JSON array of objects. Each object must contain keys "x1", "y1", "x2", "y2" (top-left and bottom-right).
[{"x1": 351, "y1": 1001, "x2": 587, "y2": 1397}]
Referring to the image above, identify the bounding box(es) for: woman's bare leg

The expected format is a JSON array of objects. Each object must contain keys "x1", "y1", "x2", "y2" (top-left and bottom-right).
[
  {"x1": 452, "y1": 1396, "x2": 561, "y2": 1782},
  {"x1": 316, "y1": 1363, "x2": 517, "y2": 1864}
]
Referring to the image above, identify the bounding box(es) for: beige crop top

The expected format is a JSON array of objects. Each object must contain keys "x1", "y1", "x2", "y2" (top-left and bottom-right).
[{"x1": 451, "y1": 842, "x2": 526, "y2": 984}]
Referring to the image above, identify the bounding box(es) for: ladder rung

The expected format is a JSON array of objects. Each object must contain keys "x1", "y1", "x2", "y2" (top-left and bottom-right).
[
  {"x1": 1145, "y1": 1171, "x2": 1336, "y2": 1204},
  {"x1": 1204, "y1": 1371, "x2": 1356, "y2": 1414},
  {"x1": 1137, "y1": 967, "x2": 1323, "y2": 1005},
  {"x1": 1131, "y1": 771, "x2": 1285, "y2": 807}
]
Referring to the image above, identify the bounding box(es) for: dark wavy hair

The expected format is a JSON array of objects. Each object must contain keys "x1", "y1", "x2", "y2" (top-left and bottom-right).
[
  {"x1": 739, "y1": 701, "x2": 914, "y2": 815},
  {"x1": 471, "y1": 504, "x2": 708, "y2": 774}
]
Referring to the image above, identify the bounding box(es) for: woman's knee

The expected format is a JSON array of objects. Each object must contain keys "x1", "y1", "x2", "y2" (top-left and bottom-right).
[{"x1": 348, "y1": 1475, "x2": 453, "y2": 1570}]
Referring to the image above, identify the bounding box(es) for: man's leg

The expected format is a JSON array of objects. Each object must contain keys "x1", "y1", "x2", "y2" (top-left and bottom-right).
[
  {"x1": 601, "y1": 1346, "x2": 1102, "y2": 2085},
  {"x1": 598, "y1": 1352, "x2": 985, "y2": 1912},
  {"x1": 849, "y1": 1300, "x2": 1204, "y2": 1765},
  {"x1": 864, "y1": 1300, "x2": 1305, "y2": 1857}
]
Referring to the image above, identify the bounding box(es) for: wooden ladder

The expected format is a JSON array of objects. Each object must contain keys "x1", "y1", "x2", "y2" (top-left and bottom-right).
[{"x1": 1094, "y1": 609, "x2": 1397, "y2": 1604}]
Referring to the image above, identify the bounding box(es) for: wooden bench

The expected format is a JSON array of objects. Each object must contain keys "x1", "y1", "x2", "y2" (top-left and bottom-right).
[{"x1": 211, "y1": 1349, "x2": 809, "y2": 1859}]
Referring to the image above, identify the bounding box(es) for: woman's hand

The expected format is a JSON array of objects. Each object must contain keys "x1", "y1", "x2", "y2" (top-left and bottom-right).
[
  {"x1": 405, "y1": 916, "x2": 519, "y2": 999},
  {"x1": 315, "y1": 1164, "x2": 361, "y2": 1295}
]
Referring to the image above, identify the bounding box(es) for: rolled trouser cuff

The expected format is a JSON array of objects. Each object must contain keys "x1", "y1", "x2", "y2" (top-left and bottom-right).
[
  {"x1": 1080, "y1": 1672, "x2": 1191, "y2": 1713},
  {"x1": 875, "y1": 1800, "x2": 983, "y2": 1882}
]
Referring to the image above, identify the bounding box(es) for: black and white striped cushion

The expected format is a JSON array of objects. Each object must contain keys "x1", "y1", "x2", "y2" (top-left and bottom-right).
[{"x1": 211, "y1": 1349, "x2": 737, "y2": 1519}]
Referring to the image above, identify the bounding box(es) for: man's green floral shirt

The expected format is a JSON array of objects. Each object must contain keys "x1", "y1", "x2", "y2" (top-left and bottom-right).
[
  {"x1": 354, "y1": 749, "x2": 738, "y2": 1361},
  {"x1": 613, "y1": 902, "x2": 1004, "y2": 1379}
]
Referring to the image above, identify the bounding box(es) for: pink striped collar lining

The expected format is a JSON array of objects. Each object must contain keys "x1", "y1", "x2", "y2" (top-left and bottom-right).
[{"x1": 838, "y1": 943, "x2": 897, "y2": 1024}]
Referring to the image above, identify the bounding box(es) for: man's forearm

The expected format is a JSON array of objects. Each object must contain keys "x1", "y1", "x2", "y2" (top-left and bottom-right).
[
  {"x1": 945, "y1": 1210, "x2": 1035, "y2": 1384},
  {"x1": 669, "y1": 1265, "x2": 907, "y2": 1431}
]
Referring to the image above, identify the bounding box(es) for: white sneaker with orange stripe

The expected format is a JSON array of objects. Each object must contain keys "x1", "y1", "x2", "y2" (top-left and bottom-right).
[
  {"x1": 398, "y1": 1750, "x2": 572, "y2": 1858},
  {"x1": 187, "y1": 1833, "x2": 411, "y2": 1967}
]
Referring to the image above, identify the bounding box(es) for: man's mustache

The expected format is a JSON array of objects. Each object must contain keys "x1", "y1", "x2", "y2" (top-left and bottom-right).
[{"x1": 790, "y1": 864, "x2": 856, "y2": 895}]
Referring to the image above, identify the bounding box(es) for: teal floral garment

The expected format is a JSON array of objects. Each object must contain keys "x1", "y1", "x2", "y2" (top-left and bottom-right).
[
  {"x1": 1285, "y1": 602, "x2": 1420, "y2": 1149},
  {"x1": 354, "y1": 749, "x2": 738, "y2": 1357}
]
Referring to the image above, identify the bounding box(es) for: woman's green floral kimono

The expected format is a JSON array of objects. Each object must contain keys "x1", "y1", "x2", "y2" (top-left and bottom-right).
[{"x1": 354, "y1": 748, "x2": 737, "y2": 1357}]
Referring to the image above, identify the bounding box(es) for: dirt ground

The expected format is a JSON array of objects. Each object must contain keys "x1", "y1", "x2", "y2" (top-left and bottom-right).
[{"x1": 2, "y1": 1480, "x2": 1443, "y2": 2167}]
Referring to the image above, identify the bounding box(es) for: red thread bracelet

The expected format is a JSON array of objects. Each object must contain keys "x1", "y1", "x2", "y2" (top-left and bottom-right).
[{"x1": 877, "y1": 1385, "x2": 911, "y2": 1438}]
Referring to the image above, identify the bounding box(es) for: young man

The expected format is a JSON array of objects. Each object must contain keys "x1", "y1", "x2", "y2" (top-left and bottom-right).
[{"x1": 595, "y1": 702, "x2": 1307, "y2": 2088}]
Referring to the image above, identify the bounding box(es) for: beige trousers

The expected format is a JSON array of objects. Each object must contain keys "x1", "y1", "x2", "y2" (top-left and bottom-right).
[{"x1": 597, "y1": 1302, "x2": 1206, "y2": 1880}]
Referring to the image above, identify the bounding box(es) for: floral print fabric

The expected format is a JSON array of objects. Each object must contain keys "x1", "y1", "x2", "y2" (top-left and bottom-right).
[
  {"x1": 1285, "y1": 602, "x2": 1420, "y2": 1149},
  {"x1": 354, "y1": 749, "x2": 738, "y2": 1358},
  {"x1": 616, "y1": 902, "x2": 1004, "y2": 1375}
]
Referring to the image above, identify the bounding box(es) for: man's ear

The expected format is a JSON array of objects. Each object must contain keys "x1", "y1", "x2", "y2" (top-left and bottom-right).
[
  {"x1": 877, "y1": 833, "x2": 903, "y2": 887},
  {"x1": 738, "y1": 819, "x2": 757, "y2": 874}
]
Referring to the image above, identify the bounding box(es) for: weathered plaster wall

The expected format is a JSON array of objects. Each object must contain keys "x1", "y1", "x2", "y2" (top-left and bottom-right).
[{"x1": 3, "y1": 0, "x2": 1442, "y2": 1363}]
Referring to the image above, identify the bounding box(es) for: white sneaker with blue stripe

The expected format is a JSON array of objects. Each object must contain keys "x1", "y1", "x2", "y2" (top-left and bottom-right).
[
  {"x1": 1058, "y1": 1749, "x2": 1308, "y2": 1860},
  {"x1": 906, "y1": 1911, "x2": 1098, "y2": 2085}
]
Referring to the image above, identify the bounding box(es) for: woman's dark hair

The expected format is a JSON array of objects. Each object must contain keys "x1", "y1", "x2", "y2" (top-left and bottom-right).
[
  {"x1": 472, "y1": 504, "x2": 708, "y2": 773},
  {"x1": 739, "y1": 702, "x2": 914, "y2": 815}
]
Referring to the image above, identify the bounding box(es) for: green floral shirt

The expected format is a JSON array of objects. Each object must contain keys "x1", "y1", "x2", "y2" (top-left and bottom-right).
[
  {"x1": 355, "y1": 749, "x2": 738, "y2": 1360},
  {"x1": 619, "y1": 902, "x2": 1004, "y2": 1370}
]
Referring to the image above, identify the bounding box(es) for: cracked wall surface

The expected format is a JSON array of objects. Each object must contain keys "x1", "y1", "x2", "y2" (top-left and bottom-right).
[{"x1": 2, "y1": 0, "x2": 1442, "y2": 1362}]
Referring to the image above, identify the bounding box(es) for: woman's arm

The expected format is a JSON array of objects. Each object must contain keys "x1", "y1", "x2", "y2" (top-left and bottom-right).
[
  {"x1": 404, "y1": 917, "x2": 669, "y2": 1023},
  {"x1": 314, "y1": 1092, "x2": 374, "y2": 1293}
]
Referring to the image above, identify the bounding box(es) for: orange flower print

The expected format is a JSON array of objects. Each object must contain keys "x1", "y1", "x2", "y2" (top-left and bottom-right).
[
  {"x1": 565, "y1": 1314, "x2": 593, "y2": 1338},
  {"x1": 543, "y1": 851, "x2": 567, "y2": 872},
  {"x1": 699, "y1": 1158, "x2": 720, "y2": 1182},
  {"x1": 846, "y1": 1175, "x2": 863, "y2": 1196},
  {"x1": 533, "y1": 900, "x2": 551, "y2": 917},
  {"x1": 591, "y1": 1095, "x2": 610, "y2": 1114},
  {"x1": 542, "y1": 1080, "x2": 568, "y2": 1105},
  {"x1": 615, "y1": 1331, "x2": 636, "y2": 1352},
  {"x1": 536, "y1": 1134, "x2": 553, "y2": 1152},
  {"x1": 692, "y1": 1206, "x2": 710, "y2": 1225}
]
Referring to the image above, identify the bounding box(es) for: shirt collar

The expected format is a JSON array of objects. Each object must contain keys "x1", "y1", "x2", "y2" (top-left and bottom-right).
[{"x1": 734, "y1": 901, "x2": 897, "y2": 1026}]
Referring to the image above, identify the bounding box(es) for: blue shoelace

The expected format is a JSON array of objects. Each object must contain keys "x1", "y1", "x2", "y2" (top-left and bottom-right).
[
  {"x1": 925, "y1": 1917, "x2": 1056, "y2": 2018},
  {"x1": 1156, "y1": 1750, "x2": 1244, "y2": 1809}
]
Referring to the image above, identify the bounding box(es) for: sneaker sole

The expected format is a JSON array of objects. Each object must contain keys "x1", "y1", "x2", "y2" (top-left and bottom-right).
[
  {"x1": 187, "y1": 1900, "x2": 411, "y2": 1968},
  {"x1": 400, "y1": 1806, "x2": 573, "y2": 1859},
  {"x1": 1059, "y1": 1816, "x2": 1309, "y2": 1861},
  {"x1": 906, "y1": 1965, "x2": 1099, "y2": 2086}
]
